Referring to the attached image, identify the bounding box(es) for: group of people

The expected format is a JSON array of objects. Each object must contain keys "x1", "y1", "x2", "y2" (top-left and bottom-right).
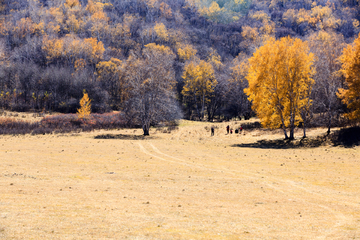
[{"x1": 210, "y1": 125, "x2": 243, "y2": 136}]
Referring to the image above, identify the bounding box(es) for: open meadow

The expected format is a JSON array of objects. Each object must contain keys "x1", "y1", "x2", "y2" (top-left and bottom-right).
[{"x1": 1, "y1": 118, "x2": 360, "y2": 239}]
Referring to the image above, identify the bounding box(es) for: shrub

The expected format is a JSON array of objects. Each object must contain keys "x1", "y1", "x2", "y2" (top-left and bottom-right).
[
  {"x1": 0, "y1": 112, "x2": 127, "y2": 135},
  {"x1": 0, "y1": 118, "x2": 39, "y2": 135}
]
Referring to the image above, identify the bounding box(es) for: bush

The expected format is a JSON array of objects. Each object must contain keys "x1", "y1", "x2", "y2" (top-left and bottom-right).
[
  {"x1": 0, "y1": 118, "x2": 39, "y2": 135},
  {"x1": 0, "y1": 112, "x2": 127, "y2": 135}
]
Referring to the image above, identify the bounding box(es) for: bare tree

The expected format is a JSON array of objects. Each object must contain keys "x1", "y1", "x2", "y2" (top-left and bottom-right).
[
  {"x1": 226, "y1": 53, "x2": 252, "y2": 120},
  {"x1": 308, "y1": 31, "x2": 345, "y2": 134},
  {"x1": 123, "y1": 43, "x2": 182, "y2": 135}
]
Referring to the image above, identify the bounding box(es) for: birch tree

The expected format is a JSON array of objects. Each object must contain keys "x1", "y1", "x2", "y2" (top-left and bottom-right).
[
  {"x1": 245, "y1": 37, "x2": 314, "y2": 140},
  {"x1": 308, "y1": 31, "x2": 345, "y2": 134},
  {"x1": 181, "y1": 60, "x2": 217, "y2": 120}
]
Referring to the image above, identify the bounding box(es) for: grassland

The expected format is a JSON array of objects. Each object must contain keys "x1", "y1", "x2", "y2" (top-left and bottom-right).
[{"x1": 0, "y1": 118, "x2": 360, "y2": 239}]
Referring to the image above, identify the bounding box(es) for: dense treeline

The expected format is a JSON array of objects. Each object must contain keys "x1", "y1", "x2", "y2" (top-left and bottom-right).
[{"x1": 0, "y1": 0, "x2": 359, "y2": 131}]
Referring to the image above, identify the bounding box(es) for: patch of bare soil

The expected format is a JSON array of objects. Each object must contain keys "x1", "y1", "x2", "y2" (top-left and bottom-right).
[{"x1": 0, "y1": 120, "x2": 360, "y2": 239}]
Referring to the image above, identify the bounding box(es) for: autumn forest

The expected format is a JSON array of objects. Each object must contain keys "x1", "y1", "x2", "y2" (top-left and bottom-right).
[{"x1": 0, "y1": 0, "x2": 360, "y2": 136}]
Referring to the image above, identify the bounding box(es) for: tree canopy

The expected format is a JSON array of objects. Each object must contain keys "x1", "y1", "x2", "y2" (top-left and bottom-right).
[
  {"x1": 245, "y1": 37, "x2": 314, "y2": 139},
  {"x1": 338, "y1": 33, "x2": 360, "y2": 122}
]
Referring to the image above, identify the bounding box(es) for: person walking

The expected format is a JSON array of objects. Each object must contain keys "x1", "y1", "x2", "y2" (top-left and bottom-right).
[
  {"x1": 211, "y1": 126, "x2": 214, "y2": 136},
  {"x1": 226, "y1": 125, "x2": 229, "y2": 134}
]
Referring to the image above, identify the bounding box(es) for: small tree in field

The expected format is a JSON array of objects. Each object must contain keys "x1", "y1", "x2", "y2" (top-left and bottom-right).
[{"x1": 77, "y1": 90, "x2": 91, "y2": 119}]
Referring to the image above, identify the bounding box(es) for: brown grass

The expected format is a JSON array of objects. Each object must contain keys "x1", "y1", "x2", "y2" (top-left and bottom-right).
[
  {"x1": 0, "y1": 119, "x2": 360, "y2": 239},
  {"x1": 0, "y1": 110, "x2": 55, "y2": 123}
]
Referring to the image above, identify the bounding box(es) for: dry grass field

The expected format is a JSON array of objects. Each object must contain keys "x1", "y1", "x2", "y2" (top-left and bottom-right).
[
  {"x1": 0, "y1": 110, "x2": 55, "y2": 122},
  {"x1": 1, "y1": 117, "x2": 360, "y2": 239}
]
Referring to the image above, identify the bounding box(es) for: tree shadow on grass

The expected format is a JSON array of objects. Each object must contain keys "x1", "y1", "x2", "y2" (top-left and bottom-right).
[
  {"x1": 330, "y1": 126, "x2": 360, "y2": 148},
  {"x1": 231, "y1": 137, "x2": 327, "y2": 149},
  {"x1": 94, "y1": 134, "x2": 157, "y2": 140},
  {"x1": 232, "y1": 126, "x2": 360, "y2": 149}
]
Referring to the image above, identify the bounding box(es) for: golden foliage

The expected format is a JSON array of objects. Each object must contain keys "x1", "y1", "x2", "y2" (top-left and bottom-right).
[
  {"x1": 144, "y1": 43, "x2": 173, "y2": 56},
  {"x1": 199, "y1": 1, "x2": 224, "y2": 22},
  {"x1": 353, "y1": 19, "x2": 360, "y2": 28},
  {"x1": 65, "y1": 0, "x2": 81, "y2": 9},
  {"x1": 338, "y1": 33, "x2": 360, "y2": 121},
  {"x1": 182, "y1": 60, "x2": 217, "y2": 119},
  {"x1": 154, "y1": 22, "x2": 169, "y2": 42},
  {"x1": 144, "y1": 0, "x2": 159, "y2": 9},
  {"x1": 42, "y1": 35, "x2": 64, "y2": 60},
  {"x1": 283, "y1": 5, "x2": 339, "y2": 30},
  {"x1": 42, "y1": 35, "x2": 104, "y2": 65},
  {"x1": 250, "y1": 11, "x2": 270, "y2": 23},
  {"x1": 49, "y1": 7, "x2": 64, "y2": 24},
  {"x1": 182, "y1": 60, "x2": 217, "y2": 99},
  {"x1": 77, "y1": 90, "x2": 91, "y2": 119},
  {"x1": 96, "y1": 58, "x2": 122, "y2": 79},
  {"x1": 242, "y1": 26, "x2": 259, "y2": 41},
  {"x1": 177, "y1": 44, "x2": 197, "y2": 61},
  {"x1": 65, "y1": 13, "x2": 83, "y2": 33},
  {"x1": 230, "y1": 53, "x2": 249, "y2": 83},
  {"x1": 160, "y1": 2, "x2": 172, "y2": 18},
  {"x1": 207, "y1": 48, "x2": 223, "y2": 70},
  {"x1": 245, "y1": 37, "x2": 314, "y2": 138},
  {"x1": 74, "y1": 58, "x2": 86, "y2": 72},
  {"x1": 83, "y1": 37, "x2": 105, "y2": 63},
  {"x1": 14, "y1": 18, "x2": 34, "y2": 38},
  {"x1": 87, "y1": 0, "x2": 110, "y2": 22}
]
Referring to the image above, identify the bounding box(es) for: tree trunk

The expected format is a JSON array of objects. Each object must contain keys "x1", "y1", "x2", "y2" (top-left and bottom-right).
[
  {"x1": 301, "y1": 112, "x2": 307, "y2": 138},
  {"x1": 327, "y1": 111, "x2": 332, "y2": 135},
  {"x1": 289, "y1": 126, "x2": 294, "y2": 140},
  {"x1": 303, "y1": 122, "x2": 306, "y2": 138},
  {"x1": 194, "y1": 92, "x2": 201, "y2": 120},
  {"x1": 143, "y1": 97, "x2": 150, "y2": 136},
  {"x1": 282, "y1": 127, "x2": 289, "y2": 139},
  {"x1": 201, "y1": 93, "x2": 205, "y2": 120},
  {"x1": 278, "y1": 105, "x2": 288, "y2": 139},
  {"x1": 143, "y1": 123, "x2": 149, "y2": 136},
  {"x1": 289, "y1": 114, "x2": 295, "y2": 140}
]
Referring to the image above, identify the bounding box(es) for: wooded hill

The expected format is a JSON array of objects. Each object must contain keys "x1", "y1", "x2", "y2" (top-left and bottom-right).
[{"x1": 0, "y1": 0, "x2": 359, "y2": 129}]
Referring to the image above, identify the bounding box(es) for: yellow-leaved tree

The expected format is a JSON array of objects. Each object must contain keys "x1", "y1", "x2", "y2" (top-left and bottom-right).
[
  {"x1": 77, "y1": 90, "x2": 91, "y2": 119},
  {"x1": 182, "y1": 60, "x2": 217, "y2": 120},
  {"x1": 338, "y1": 33, "x2": 360, "y2": 122},
  {"x1": 153, "y1": 22, "x2": 169, "y2": 43},
  {"x1": 177, "y1": 44, "x2": 197, "y2": 62},
  {"x1": 245, "y1": 37, "x2": 314, "y2": 140},
  {"x1": 96, "y1": 58, "x2": 126, "y2": 108}
]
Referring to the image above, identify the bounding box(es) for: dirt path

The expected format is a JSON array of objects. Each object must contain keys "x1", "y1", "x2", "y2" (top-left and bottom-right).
[{"x1": 0, "y1": 122, "x2": 360, "y2": 239}]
